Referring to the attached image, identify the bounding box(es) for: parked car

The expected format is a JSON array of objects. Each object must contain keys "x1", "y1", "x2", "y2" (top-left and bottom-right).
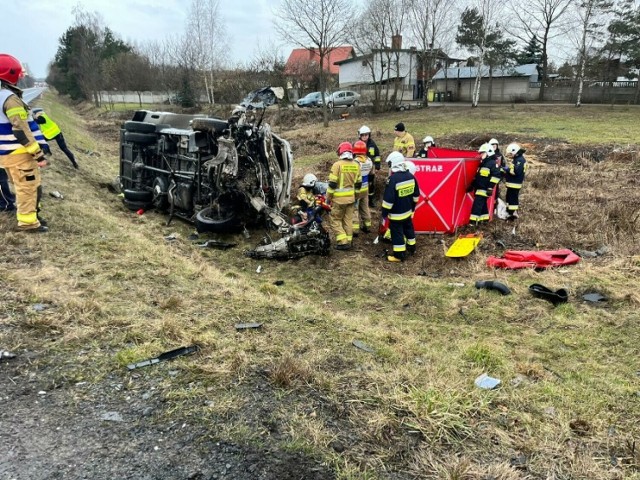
[
  {"x1": 326, "y1": 90, "x2": 360, "y2": 108},
  {"x1": 296, "y1": 92, "x2": 327, "y2": 108},
  {"x1": 118, "y1": 87, "x2": 293, "y2": 234}
]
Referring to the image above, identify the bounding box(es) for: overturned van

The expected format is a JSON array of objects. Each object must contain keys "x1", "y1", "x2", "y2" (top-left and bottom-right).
[{"x1": 118, "y1": 87, "x2": 293, "y2": 233}]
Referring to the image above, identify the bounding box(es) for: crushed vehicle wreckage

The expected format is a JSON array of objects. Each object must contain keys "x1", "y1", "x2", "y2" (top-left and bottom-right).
[{"x1": 118, "y1": 87, "x2": 331, "y2": 259}]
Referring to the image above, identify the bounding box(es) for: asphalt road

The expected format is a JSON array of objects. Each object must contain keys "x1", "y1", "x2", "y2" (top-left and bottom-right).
[{"x1": 23, "y1": 87, "x2": 46, "y2": 105}]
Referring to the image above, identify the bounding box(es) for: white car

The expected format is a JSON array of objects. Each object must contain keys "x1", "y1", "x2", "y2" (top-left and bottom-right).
[{"x1": 326, "y1": 90, "x2": 361, "y2": 108}]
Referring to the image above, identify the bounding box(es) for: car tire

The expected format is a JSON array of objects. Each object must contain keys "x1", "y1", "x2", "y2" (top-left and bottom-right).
[
  {"x1": 353, "y1": 100, "x2": 359, "y2": 107},
  {"x1": 123, "y1": 189, "x2": 153, "y2": 202},
  {"x1": 123, "y1": 198, "x2": 153, "y2": 211},
  {"x1": 124, "y1": 132, "x2": 157, "y2": 145},
  {"x1": 124, "y1": 121, "x2": 156, "y2": 134},
  {"x1": 195, "y1": 206, "x2": 240, "y2": 234}
]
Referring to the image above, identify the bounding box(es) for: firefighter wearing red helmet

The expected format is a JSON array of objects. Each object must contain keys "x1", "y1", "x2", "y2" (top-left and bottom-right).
[
  {"x1": 352, "y1": 140, "x2": 372, "y2": 234},
  {"x1": 0, "y1": 54, "x2": 49, "y2": 232},
  {"x1": 327, "y1": 142, "x2": 362, "y2": 250}
]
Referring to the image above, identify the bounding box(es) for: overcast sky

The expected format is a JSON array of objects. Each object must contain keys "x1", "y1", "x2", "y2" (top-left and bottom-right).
[{"x1": 3, "y1": 0, "x2": 281, "y2": 78}]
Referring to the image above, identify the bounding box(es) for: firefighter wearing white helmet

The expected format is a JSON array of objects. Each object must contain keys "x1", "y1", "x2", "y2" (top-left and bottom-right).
[
  {"x1": 289, "y1": 173, "x2": 319, "y2": 223},
  {"x1": 488, "y1": 137, "x2": 506, "y2": 202},
  {"x1": 416, "y1": 135, "x2": 435, "y2": 158},
  {"x1": 358, "y1": 125, "x2": 381, "y2": 206},
  {"x1": 469, "y1": 143, "x2": 501, "y2": 226},
  {"x1": 503, "y1": 143, "x2": 527, "y2": 219},
  {"x1": 380, "y1": 151, "x2": 419, "y2": 262}
]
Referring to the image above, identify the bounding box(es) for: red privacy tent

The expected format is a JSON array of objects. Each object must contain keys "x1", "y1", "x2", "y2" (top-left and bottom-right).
[{"x1": 410, "y1": 147, "x2": 495, "y2": 234}]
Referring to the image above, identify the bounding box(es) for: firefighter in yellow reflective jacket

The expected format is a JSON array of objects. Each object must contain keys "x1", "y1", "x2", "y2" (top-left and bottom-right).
[
  {"x1": 352, "y1": 140, "x2": 372, "y2": 234},
  {"x1": 392, "y1": 122, "x2": 415, "y2": 158},
  {"x1": 327, "y1": 142, "x2": 362, "y2": 250},
  {"x1": 0, "y1": 54, "x2": 49, "y2": 232},
  {"x1": 32, "y1": 108, "x2": 78, "y2": 169}
]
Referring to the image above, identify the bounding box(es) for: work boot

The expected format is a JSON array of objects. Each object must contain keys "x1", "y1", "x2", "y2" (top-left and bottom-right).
[
  {"x1": 407, "y1": 245, "x2": 416, "y2": 256},
  {"x1": 23, "y1": 225, "x2": 49, "y2": 233},
  {"x1": 361, "y1": 225, "x2": 370, "y2": 233},
  {"x1": 335, "y1": 243, "x2": 351, "y2": 251},
  {"x1": 387, "y1": 255, "x2": 402, "y2": 262},
  {"x1": 37, "y1": 216, "x2": 48, "y2": 227}
]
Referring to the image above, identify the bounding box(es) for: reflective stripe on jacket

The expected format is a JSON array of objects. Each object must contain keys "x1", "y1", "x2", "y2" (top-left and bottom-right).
[
  {"x1": 0, "y1": 89, "x2": 47, "y2": 156},
  {"x1": 327, "y1": 159, "x2": 362, "y2": 204},
  {"x1": 355, "y1": 155, "x2": 372, "y2": 194},
  {"x1": 504, "y1": 152, "x2": 527, "y2": 188},
  {"x1": 381, "y1": 170, "x2": 419, "y2": 221}
]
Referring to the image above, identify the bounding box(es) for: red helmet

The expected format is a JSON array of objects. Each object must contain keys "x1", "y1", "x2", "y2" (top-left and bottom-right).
[
  {"x1": 337, "y1": 141, "x2": 353, "y2": 157},
  {"x1": 353, "y1": 140, "x2": 367, "y2": 155},
  {"x1": 0, "y1": 54, "x2": 24, "y2": 86}
]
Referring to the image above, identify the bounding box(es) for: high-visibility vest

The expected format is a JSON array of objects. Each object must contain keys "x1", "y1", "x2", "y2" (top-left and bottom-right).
[
  {"x1": 0, "y1": 89, "x2": 47, "y2": 156},
  {"x1": 37, "y1": 112, "x2": 61, "y2": 140}
]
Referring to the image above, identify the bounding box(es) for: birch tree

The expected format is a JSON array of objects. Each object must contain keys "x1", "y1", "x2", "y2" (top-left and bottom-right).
[
  {"x1": 274, "y1": 0, "x2": 355, "y2": 126},
  {"x1": 456, "y1": 1, "x2": 501, "y2": 107},
  {"x1": 573, "y1": 0, "x2": 613, "y2": 106},
  {"x1": 186, "y1": 0, "x2": 227, "y2": 104},
  {"x1": 407, "y1": 0, "x2": 459, "y2": 104}
]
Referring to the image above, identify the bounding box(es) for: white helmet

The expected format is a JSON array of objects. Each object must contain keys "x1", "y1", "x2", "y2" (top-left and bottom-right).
[
  {"x1": 358, "y1": 125, "x2": 371, "y2": 136},
  {"x1": 478, "y1": 143, "x2": 495, "y2": 156},
  {"x1": 506, "y1": 143, "x2": 520, "y2": 157},
  {"x1": 302, "y1": 173, "x2": 317, "y2": 188},
  {"x1": 489, "y1": 138, "x2": 499, "y2": 146},
  {"x1": 404, "y1": 160, "x2": 417, "y2": 175},
  {"x1": 386, "y1": 151, "x2": 405, "y2": 171},
  {"x1": 422, "y1": 135, "x2": 434, "y2": 145}
]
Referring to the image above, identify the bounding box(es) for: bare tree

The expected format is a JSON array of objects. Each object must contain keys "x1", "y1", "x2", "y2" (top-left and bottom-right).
[
  {"x1": 274, "y1": 0, "x2": 355, "y2": 126},
  {"x1": 407, "y1": 0, "x2": 459, "y2": 104},
  {"x1": 509, "y1": 0, "x2": 575, "y2": 100},
  {"x1": 572, "y1": 0, "x2": 613, "y2": 106},
  {"x1": 351, "y1": 0, "x2": 409, "y2": 112},
  {"x1": 186, "y1": 0, "x2": 227, "y2": 104}
]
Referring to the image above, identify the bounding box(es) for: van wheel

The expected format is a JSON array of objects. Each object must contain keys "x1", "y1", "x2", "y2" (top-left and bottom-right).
[{"x1": 195, "y1": 206, "x2": 240, "y2": 233}]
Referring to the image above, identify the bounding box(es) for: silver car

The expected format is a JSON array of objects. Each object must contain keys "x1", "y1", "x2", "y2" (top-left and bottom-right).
[{"x1": 326, "y1": 90, "x2": 361, "y2": 108}]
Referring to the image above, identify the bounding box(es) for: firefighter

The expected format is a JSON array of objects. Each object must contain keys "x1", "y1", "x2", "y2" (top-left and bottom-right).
[
  {"x1": 352, "y1": 140, "x2": 372, "y2": 234},
  {"x1": 32, "y1": 108, "x2": 78, "y2": 169},
  {"x1": 327, "y1": 142, "x2": 362, "y2": 250},
  {"x1": 489, "y1": 137, "x2": 505, "y2": 202},
  {"x1": 290, "y1": 173, "x2": 319, "y2": 223},
  {"x1": 392, "y1": 123, "x2": 415, "y2": 158},
  {"x1": 503, "y1": 143, "x2": 527, "y2": 219},
  {"x1": 0, "y1": 54, "x2": 49, "y2": 232},
  {"x1": 469, "y1": 143, "x2": 501, "y2": 227},
  {"x1": 416, "y1": 135, "x2": 435, "y2": 158},
  {"x1": 357, "y1": 125, "x2": 381, "y2": 207},
  {"x1": 380, "y1": 151, "x2": 419, "y2": 262}
]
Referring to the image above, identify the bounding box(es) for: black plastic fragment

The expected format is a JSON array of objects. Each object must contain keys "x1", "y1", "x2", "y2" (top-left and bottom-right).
[
  {"x1": 127, "y1": 345, "x2": 200, "y2": 370},
  {"x1": 529, "y1": 284, "x2": 568, "y2": 305},
  {"x1": 475, "y1": 280, "x2": 512, "y2": 295}
]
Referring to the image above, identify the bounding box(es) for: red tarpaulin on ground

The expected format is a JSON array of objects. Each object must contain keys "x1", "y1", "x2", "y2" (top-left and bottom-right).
[
  {"x1": 408, "y1": 147, "x2": 495, "y2": 234},
  {"x1": 487, "y1": 249, "x2": 581, "y2": 269}
]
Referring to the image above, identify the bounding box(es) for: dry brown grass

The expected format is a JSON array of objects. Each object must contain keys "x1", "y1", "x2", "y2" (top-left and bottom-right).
[{"x1": 2, "y1": 94, "x2": 640, "y2": 479}]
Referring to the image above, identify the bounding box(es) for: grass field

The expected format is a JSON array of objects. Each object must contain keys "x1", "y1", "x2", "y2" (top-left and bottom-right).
[{"x1": 2, "y1": 94, "x2": 640, "y2": 479}]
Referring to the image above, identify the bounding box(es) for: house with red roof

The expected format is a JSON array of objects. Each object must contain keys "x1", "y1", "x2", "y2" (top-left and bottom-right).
[{"x1": 285, "y1": 46, "x2": 355, "y2": 99}]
